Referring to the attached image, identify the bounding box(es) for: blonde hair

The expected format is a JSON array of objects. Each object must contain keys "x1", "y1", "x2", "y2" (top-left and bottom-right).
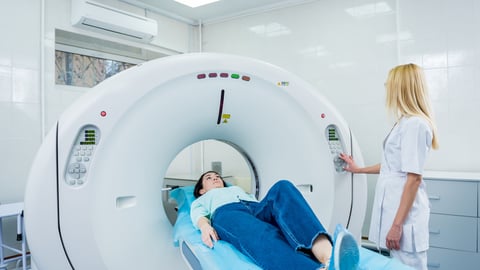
[{"x1": 385, "y1": 63, "x2": 439, "y2": 149}]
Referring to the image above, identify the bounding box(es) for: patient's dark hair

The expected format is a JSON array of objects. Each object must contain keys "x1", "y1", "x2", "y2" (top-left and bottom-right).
[{"x1": 193, "y1": 171, "x2": 226, "y2": 198}]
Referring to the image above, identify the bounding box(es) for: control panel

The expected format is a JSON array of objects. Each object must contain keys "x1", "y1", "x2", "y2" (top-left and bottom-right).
[
  {"x1": 64, "y1": 125, "x2": 100, "y2": 186},
  {"x1": 325, "y1": 124, "x2": 347, "y2": 172}
]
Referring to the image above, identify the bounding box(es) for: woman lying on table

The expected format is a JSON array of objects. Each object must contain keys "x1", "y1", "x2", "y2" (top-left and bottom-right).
[{"x1": 190, "y1": 171, "x2": 359, "y2": 270}]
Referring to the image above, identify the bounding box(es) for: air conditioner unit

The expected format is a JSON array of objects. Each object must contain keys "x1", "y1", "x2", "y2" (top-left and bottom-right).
[{"x1": 71, "y1": 0, "x2": 158, "y2": 42}]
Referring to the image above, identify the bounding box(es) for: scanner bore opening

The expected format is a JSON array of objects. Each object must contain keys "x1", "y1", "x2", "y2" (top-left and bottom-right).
[{"x1": 162, "y1": 139, "x2": 259, "y2": 225}]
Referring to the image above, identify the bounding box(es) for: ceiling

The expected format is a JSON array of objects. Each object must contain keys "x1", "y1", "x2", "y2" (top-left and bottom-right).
[{"x1": 119, "y1": 0, "x2": 318, "y2": 25}]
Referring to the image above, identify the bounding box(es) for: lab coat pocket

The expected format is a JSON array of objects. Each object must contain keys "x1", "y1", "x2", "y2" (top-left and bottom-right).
[
  {"x1": 401, "y1": 223, "x2": 429, "y2": 252},
  {"x1": 412, "y1": 223, "x2": 429, "y2": 252},
  {"x1": 400, "y1": 224, "x2": 415, "y2": 252}
]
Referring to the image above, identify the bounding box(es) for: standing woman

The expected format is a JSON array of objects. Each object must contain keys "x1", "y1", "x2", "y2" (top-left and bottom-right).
[{"x1": 340, "y1": 63, "x2": 439, "y2": 270}]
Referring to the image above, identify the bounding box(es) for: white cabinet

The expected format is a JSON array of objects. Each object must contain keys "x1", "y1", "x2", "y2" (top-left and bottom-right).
[
  {"x1": 423, "y1": 171, "x2": 480, "y2": 270},
  {"x1": 427, "y1": 247, "x2": 477, "y2": 270},
  {"x1": 429, "y1": 214, "x2": 476, "y2": 252},
  {"x1": 427, "y1": 180, "x2": 477, "y2": 216}
]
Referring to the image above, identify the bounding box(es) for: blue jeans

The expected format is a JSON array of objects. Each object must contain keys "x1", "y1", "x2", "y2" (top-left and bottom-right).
[{"x1": 212, "y1": 180, "x2": 332, "y2": 270}]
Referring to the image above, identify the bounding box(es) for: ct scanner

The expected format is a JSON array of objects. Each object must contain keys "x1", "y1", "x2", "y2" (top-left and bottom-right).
[{"x1": 24, "y1": 53, "x2": 369, "y2": 270}]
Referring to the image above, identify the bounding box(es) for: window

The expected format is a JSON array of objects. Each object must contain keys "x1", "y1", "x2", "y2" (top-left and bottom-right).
[
  {"x1": 55, "y1": 29, "x2": 168, "y2": 88},
  {"x1": 55, "y1": 51, "x2": 135, "y2": 88}
]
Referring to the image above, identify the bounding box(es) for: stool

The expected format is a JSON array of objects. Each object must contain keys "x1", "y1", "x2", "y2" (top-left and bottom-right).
[{"x1": 0, "y1": 202, "x2": 28, "y2": 270}]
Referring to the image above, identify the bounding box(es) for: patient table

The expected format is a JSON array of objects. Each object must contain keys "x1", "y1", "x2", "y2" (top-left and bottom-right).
[{"x1": 170, "y1": 186, "x2": 414, "y2": 270}]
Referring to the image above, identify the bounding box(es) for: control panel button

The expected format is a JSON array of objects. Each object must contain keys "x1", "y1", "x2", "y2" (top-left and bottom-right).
[
  {"x1": 64, "y1": 125, "x2": 100, "y2": 187},
  {"x1": 325, "y1": 124, "x2": 347, "y2": 173}
]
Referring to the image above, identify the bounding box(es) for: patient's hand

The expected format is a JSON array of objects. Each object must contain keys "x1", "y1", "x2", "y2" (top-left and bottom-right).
[{"x1": 200, "y1": 223, "x2": 219, "y2": 248}]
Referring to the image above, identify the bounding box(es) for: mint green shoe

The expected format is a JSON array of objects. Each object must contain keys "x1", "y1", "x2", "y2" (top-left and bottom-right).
[{"x1": 330, "y1": 224, "x2": 360, "y2": 270}]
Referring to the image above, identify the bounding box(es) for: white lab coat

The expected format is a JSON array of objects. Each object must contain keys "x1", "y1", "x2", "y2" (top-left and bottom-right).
[{"x1": 369, "y1": 116, "x2": 432, "y2": 252}]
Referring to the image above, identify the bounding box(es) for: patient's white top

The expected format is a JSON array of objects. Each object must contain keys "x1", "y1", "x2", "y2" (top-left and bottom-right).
[
  {"x1": 369, "y1": 116, "x2": 432, "y2": 252},
  {"x1": 190, "y1": 186, "x2": 257, "y2": 229}
]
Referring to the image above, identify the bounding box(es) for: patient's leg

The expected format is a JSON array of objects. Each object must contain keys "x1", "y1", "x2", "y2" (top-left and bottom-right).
[
  {"x1": 312, "y1": 234, "x2": 332, "y2": 266},
  {"x1": 212, "y1": 202, "x2": 322, "y2": 270},
  {"x1": 255, "y1": 180, "x2": 333, "y2": 249}
]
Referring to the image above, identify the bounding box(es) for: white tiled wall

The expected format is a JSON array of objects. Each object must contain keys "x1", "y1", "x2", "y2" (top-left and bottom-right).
[
  {"x1": 397, "y1": 0, "x2": 480, "y2": 171},
  {"x1": 202, "y1": 0, "x2": 480, "y2": 235},
  {"x1": 0, "y1": 0, "x2": 42, "y2": 204}
]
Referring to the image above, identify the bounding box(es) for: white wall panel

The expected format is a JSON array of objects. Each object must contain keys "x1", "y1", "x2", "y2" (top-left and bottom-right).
[
  {"x1": 398, "y1": 0, "x2": 480, "y2": 171},
  {"x1": 0, "y1": 0, "x2": 42, "y2": 260},
  {"x1": 0, "y1": 0, "x2": 41, "y2": 206}
]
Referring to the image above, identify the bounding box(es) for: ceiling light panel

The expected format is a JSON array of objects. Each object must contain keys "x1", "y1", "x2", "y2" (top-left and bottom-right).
[{"x1": 174, "y1": 0, "x2": 220, "y2": 8}]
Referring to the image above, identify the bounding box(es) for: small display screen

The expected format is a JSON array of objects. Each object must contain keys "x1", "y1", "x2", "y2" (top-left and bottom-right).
[
  {"x1": 328, "y1": 128, "x2": 339, "y2": 141},
  {"x1": 80, "y1": 141, "x2": 96, "y2": 145},
  {"x1": 80, "y1": 129, "x2": 97, "y2": 145}
]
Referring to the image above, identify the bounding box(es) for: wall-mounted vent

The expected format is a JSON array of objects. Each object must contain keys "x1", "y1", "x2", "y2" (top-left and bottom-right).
[{"x1": 71, "y1": 0, "x2": 158, "y2": 42}]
